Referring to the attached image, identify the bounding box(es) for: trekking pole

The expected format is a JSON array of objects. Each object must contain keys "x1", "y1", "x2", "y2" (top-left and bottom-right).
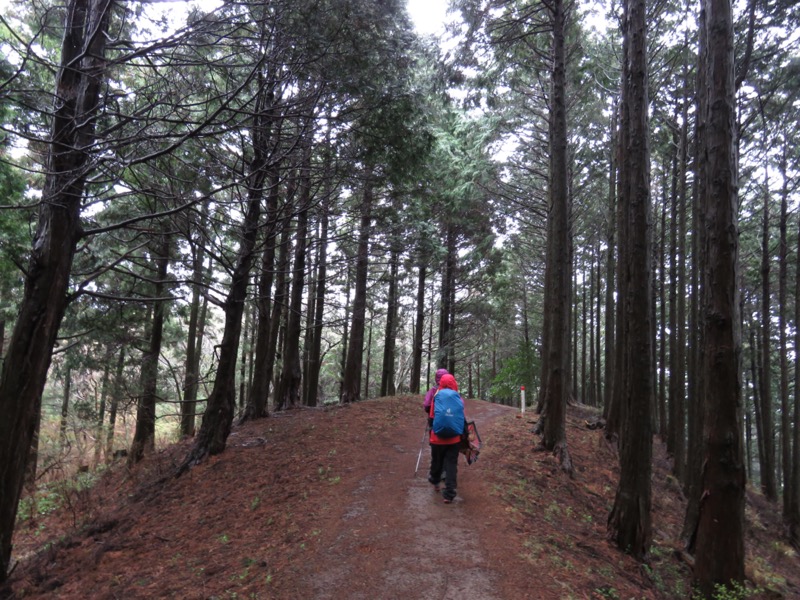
[{"x1": 414, "y1": 425, "x2": 430, "y2": 476}]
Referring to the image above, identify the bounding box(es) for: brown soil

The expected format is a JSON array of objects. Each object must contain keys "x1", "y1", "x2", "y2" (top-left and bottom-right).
[{"x1": 4, "y1": 396, "x2": 799, "y2": 599}]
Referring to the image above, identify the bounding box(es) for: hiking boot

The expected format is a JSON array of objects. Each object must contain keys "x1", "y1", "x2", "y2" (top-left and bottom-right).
[{"x1": 443, "y1": 497, "x2": 453, "y2": 504}]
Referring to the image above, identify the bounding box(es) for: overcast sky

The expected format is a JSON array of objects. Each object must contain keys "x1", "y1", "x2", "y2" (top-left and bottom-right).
[{"x1": 407, "y1": 0, "x2": 449, "y2": 35}]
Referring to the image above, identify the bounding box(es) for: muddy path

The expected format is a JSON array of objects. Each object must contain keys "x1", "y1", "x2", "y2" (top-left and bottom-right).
[{"x1": 288, "y1": 399, "x2": 527, "y2": 599}]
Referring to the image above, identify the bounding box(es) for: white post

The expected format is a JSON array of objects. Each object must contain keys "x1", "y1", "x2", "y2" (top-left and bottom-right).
[{"x1": 520, "y1": 386, "x2": 526, "y2": 416}]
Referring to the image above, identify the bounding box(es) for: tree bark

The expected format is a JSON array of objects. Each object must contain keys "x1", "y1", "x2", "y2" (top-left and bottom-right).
[
  {"x1": 607, "y1": 88, "x2": 627, "y2": 439},
  {"x1": 380, "y1": 227, "x2": 401, "y2": 397},
  {"x1": 669, "y1": 98, "x2": 689, "y2": 485},
  {"x1": 238, "y1": 305, "x2": 252, "y2": 412},
  {"x1": 302, "y1": 225, "x2": 318, "y2": 406},
  {"x1": 129, "y1": 233, "x2": 172, "y2": 466},
  {"x1": 94, "y1": 353, "x2": 111, "y2": 466},
  {"x1": 341, "y1": 179, "x2": 374, "y2": 404},
  {"x1": 790, "y1": 216, "x2": 800, "y2": 549},
  {"x1": 658, "y1": 189, "x2": 668, "y2": 440},
  {"x1": 580, "y1": 261, "x2": 587, "y2": 404},
  {"x1": 759, "y1": 158, "x2": 777, "y2": 500},
  {"x1": 603, "y1": 101, "x2": 618, "y2": 422},
  {"x1": 676, "y1": 87, "x2": 689, "y2": 486},
  {"x1": 438, "y1": 227, "x2": 456, "y2": 370},
  {"x1": 305, "y1": 196, "x2": 329, "y2": 408},
  {"x1": 588, "y1": 250, "x2": 597, "y2": 406},
  {"x1": 179, "y1": 188, "x2": 262, "y2": 471},
  {"x1": 778, "y1": 143, "x2": 791, "y2": 517},
  {"x1": 263, "y1": 215, "x2": 292, "y2": 408},
  {"x1": 275, "y1": 144, "x2": 312, "y2": 411},
  {"x1": 607, "y1": 0, "x2": 652, "y2": 559},
  {"x1": 181, "y1": 206, "x2": 209, "y2": 436},
  {"x1": 178, "y1": 77, "x2": 273, "y2": 468},
  {"x1": 0, "y1": 0, "x2": 113, "y2": 580},
  {"x1": 682, "y1": 4, "x2": 708, "y2": 548},
  {"x1": 538, "y1": 0, "x2": 572, "y2": 475},
  {"x1": 59, "y1": 365, "x2": 73, "y2": 447},
  {"x1": 106, "y1": 346, "x2": 125, "y2": 459},
  {"x1": 409, "y1": 261, "x2": 427, "y2": 394},
  {"x1": 364, "y1": 306, "x2": 374, "y2": 399},
  {"x1": 693, "y1": 0, "x2": 746, "y2": 589}
]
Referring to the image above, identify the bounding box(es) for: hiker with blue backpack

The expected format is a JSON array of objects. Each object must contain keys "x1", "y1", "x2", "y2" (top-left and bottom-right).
[{"x1": 427, "y1": 372, "x2": 467, "y2": 504}]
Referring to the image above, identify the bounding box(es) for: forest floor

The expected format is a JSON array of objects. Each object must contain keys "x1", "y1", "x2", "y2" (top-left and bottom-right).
[{"x1": 3, "y1": 395, "x2": 800, "y2": 599}]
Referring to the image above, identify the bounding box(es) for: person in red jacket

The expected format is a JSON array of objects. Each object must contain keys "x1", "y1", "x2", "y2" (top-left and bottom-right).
[
  {"x1": 423, "y1": 368, "x2": 449, "y2": 483},
  {"x1": 423, "y1": 368, "x2": 449, "y2": 414},
  {"x1": 428, "y1": 373, "x2": 466, "y2": 504}
]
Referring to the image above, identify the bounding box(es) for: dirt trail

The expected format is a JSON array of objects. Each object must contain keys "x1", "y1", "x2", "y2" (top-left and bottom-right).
[
  {"x1": 295, "y1": 399, "x2": 521, "y2": 600},
  {"x1": 10, "y1": 395, "x2": 800, "y2": 599}
]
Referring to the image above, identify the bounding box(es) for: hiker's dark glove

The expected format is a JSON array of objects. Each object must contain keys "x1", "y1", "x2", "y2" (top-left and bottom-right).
[{"x1": 427, "y1": 417, "x2": 433, "y2": 429}]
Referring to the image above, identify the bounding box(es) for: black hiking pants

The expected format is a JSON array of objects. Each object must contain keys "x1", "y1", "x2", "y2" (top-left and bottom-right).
[{"x1": 429, "y1": 443, "x2": 459, "y2": 501}]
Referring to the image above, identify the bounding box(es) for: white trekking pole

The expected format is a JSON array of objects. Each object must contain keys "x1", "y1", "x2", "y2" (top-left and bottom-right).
[{"x1": 414, "y1": 425, "x2": 430, "y2": 476}]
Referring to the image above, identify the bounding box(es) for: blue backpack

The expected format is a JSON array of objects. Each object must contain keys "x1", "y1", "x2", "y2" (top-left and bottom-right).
[{"x1": 432, "y1": 389, "x2": 465, "y2": 438}]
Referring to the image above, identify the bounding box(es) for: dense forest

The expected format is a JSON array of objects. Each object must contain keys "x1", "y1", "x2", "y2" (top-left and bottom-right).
[{"x1": 0, "y1": 0, "x2": 798, "y2": 595}]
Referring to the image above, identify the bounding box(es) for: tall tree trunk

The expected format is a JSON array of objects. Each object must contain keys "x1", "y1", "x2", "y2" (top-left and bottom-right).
[
  {"x1": 682, "y1": 7, "x2": 708, "y2": 548},
  {"x1": 264, "y1": 215, "x2": 292, "y2": 410},
  {"x1": 380, "y1": 241, "x2": 400, "y2": 397},
  {"x1": 751, "y1": 326, "x2": 766, "y2": 478},
  {"x1": 276, "y1": 144, "x2": 312, "y2": 411},
  {"x1": 305, "y1": 197, "x2": 329, "y2": 408},
  {"x1": 778, "y1": 143, "x2": 791, "y2": 517},
  {"x1": 447, "y1": 262, "x2": 457, "y2": 375},
  {"x1": 241, "y1": 171, "x2": 281, "y2": 421},
  {"x1": 182, "y1": 254, "x2": 212, "y2": 436},
  {"x1": 238, "y1": 305, "x2": 252, "y2": 413},
  {"x1": 588, "y1": 250, "x2": 597, "y2": 406},
  {"x1": 129, "y1": 233, "x2": 171, "y2": 466},
  {"x1": 744, "y1": 378, "x2": 754, "y2": 481},
  {"x1": 676, "y1": 88, "x2": 689, "y2": 487},
  {"x1": 693, "y1": 0, "x2": 746, "y2": 588},
  {"x1": 790, "y1": 216, "x2": 800, "y2": 549},
  {"x1": 106, "y1": 347, "x2": 125, "y2": 459},
  {"x1": 649, "y1": 205, "x2": 659, "y2": 433},
  {"x1": 607, "y1": 0, "x2": 652, "y2": 559},
  {"x1": 364, "y1": 306, "x2": 374, "y2": 399},
  {"x1": 302, "y1": 226, "x2": 318, "y2": 406},
  {"x1": 580, "y1": 261, "x2": 587, "y2": 404},
  {"x1": 410, "y1": 260, "x2": 427, "y2": 394},
  {"x1": 607, "y1": 90, "x2": 627, "y2": 439},
  {"x1": 179, "y1": 187, "x2": 262, "y2": 470},
  {"x1": 179, "y1": 76, "x2": 274, "y2": 468},
  {"x1": 667, "y1": 118, "x2": 683, "y2": 476},
  {"x1": 603, "y1": 101, "x2": 618, "y2": 421},
  {"x1": 181, "y1": 206, "x2": 208, "y2": 436},
  {"x1": 594, "y1": 248, "x2": 602, "y2": 406},
  {"x1": 339, "y1": 262, "x2": 352, "y2": 400},
  {"x1": 538, "y1": 0, "x2": 572, "y2": 475},
  {"x1": 59, "y1": 364, "x2": 73, "y2": 447},
  {"x1": 341, "y1": 179, "x2": 374, "y2": 403},
  {"x1": 438, "y1": 228, "x2": 456, "y2": 370},
  {"x1": 94, "y1": 353, "x2": 111, "y2": 466},
  {"x1": 425, "y1": 279, "x2": 434, "y2": 391},
  {"x1": 759, "y1": 160, "x2": 777, "y2": 500},
  {"x1": 0, "y1": 0, "x2": 113, "y2": 580},
  {"x1": 658, "y1": 189, "x2": 668, "y2": 440}
]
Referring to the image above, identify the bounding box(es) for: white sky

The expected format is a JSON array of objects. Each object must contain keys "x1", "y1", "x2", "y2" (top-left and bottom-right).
[
  {"x1": 0, "y1": 0, "x2": 451, "y2": 34},
  {"x1": 407, "y1": 0, "x2": 450, "y2": 35}
]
